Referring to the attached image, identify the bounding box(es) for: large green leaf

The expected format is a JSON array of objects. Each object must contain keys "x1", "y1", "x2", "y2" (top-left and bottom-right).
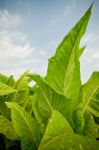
[
  {"x1": 46, "y1": 5, "x2": 92, "y2": 103},
  {"x1": 78, "y1": 72, "x2": 99, "y2": 115},
  {"x1": 39, "y1": 110, "x2": 99, "y2": 150},
  {"x1": 28, "y1": 74, "x2": 73, "y2": 125},
  {"x1": 0, "y1": 82, "x2": 16, "y2": 96},
  {"x1": 6, "y1": 102, "x2": 41, "y2": 150},
  {"x1": 39, "y1": 110, "x2": 73, "y2": 150},
  {"x1": 0, "y1": 115, "x2": 19, "y2": 140}
]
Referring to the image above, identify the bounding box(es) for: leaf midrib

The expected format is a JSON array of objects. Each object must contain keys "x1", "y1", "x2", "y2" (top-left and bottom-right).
[
  {"x1": 38, "y1": 86, "x2": 53, "y2": 112},
  {"x1": 63, "y1": 20, "x2": 86, "y2": 95}
]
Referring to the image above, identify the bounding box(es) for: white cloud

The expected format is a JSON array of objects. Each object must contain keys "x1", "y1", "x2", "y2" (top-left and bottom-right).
[
  {"x1": 19, "y1": 58, "x2": 41, "y2": 64},
  {"x1": 0, "y1": 10, "x2": 34, "y2": 62},
  {"x1": 81, "y1": 33, "x2": 99, "y2": 45},
  {"x1": 0, "y1": 30, "x2": 33, "y2": 63},
  {"x1": 91, "y1": 51, "x2": 99, "y2": 59},
  {"x1": 80, "y1": 32, "x2": 99, "y2": 82},
  {"x1": 0, "y1": 10, "x2": 36, "y2": 77},
  {"x1": 0, "y1": 10, "x2": 22, "y2": 29},
  {"x1": 0, "y1": 9, "x2": 48, "y2": 78},
  {"x1": 81, "y1": 33, "x2": 99, "y2": 60}
]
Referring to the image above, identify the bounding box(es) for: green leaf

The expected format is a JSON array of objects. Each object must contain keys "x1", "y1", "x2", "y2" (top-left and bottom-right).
[
  {"x1": 7, "y1": 75, "x2": 15, "y2": 87},
  {"x1": 88, "y1": 98, "x2": 99, "y2": 117},
  {"x1": 96, "y1": 124, "x2": 99, "y2": 139},
  {"x1": 11, "y1": 71, "x2": 29, "y2": 105},
  {"x1": 0, "y1": 115, "x2": 19, "y2": 140},
  {"x1": 28, "y1": 74, "x2": 73, "y2": 125},
  {"x1": 39, "y1": 110, "x2": 99, "y2": 150},
  {"x1": 73, "y1": 110, "x2": 97, "y2": 138},
  {"x1": 0, "y1": 73, "x2": 8, "y2": 84},
  {"x1": 78, "y1": 46, "x2": 86, "y2": 57},
  {"x1": 46, "y1": 5, "x2": 92, "y2": 102},
  {"x1": 83, "y1": 111, "x2": 97, "y2": 139},
  {"x1": 0, "y1": 101, "x2": 10, "y2": 119},
  {"x1": 94, "y1": 116, "x2": 99, "y2": 124},
  {"x1": 0, "y1": 82, "x2": 16, "y2": 96},
  {"x1": 39, "y1": 110, "x2": 73, "y2": 150},
  {"x1": 0, "y1": 4, "x2": 98, "y2": 150},
  {"x1": 87, "y1": 88, "x2": 99, "y2": 117},
  {"x1": 32, "y1": 93, "x2": 43, "y2": 124},
  {"x1": 78, "y1": 72, "x2": 99, "y2": 114},
  {"x1": 73, "y1": 109, "x2": 85, "y2": 134},
  {"x1": 6, "y1": 102, "x2": 41, "y2": 150},
  {"x1": 14, "y1": 71, "x2": 29, "y2": 90},
  {"x1": 0, "y1": 73, "x2": 15, "y2": 87}
]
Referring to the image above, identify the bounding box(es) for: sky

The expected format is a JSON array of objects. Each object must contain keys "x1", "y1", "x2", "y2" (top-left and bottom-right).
[{"x1": 0, "y1": 0, "x2": 99, "y2": 82}]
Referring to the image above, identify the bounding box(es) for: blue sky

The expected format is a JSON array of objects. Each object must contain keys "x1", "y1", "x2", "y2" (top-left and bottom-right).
[{"x1": 0, "y1": 0, "x2": 99, "y2": 82}]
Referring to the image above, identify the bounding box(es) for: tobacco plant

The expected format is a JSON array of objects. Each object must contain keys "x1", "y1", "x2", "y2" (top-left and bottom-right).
[{"x1": 0, "y1": 3, "x2": 99, "y2": 150}]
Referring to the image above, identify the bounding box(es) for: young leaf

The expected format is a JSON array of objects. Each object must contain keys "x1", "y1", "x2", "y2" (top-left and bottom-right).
[
  {"x1": 0, "y1": 73, "x2": 15, "y2": 86},
  {"x1": 6, "y1": 102, "x2": 41, "y2": 150},
  {"x1": 0, "y1": 82, "x2": 16, "y2": 96},
  {"x1": 11, "y1": 71, "x2": 30, "y2": 104},
  {"x1": 7, "y1": 75, "x2": 15, "y2": 87},
  {"x1": 0, "y1": 115, "x2": 19, "y2": 140},
  {"x1": 46, "y1": 5, "x2": 92, "y2": 102}
]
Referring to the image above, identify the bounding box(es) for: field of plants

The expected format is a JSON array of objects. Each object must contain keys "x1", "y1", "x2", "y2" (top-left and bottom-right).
[{"x1": 0, "y1": 4, "x2": 99, "y2": 150}]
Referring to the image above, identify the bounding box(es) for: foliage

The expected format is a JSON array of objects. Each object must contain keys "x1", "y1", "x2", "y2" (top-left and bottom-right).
[{"x1": 0, "y1": 3, "x2": 99, "y2": 150}]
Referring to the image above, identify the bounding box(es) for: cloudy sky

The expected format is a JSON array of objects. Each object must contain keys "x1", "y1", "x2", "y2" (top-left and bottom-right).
[{"x1": 0, "y1": 0, "x2": 99, "y2": 82}]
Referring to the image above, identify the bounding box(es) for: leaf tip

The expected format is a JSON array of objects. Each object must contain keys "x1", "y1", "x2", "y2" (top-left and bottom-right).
[
  {"x1": 5, "y1": 102, "x2": 10, "y2": 108},
  {"x1": 89, "y1": 2, "x2": 94, "y2": 12}
]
